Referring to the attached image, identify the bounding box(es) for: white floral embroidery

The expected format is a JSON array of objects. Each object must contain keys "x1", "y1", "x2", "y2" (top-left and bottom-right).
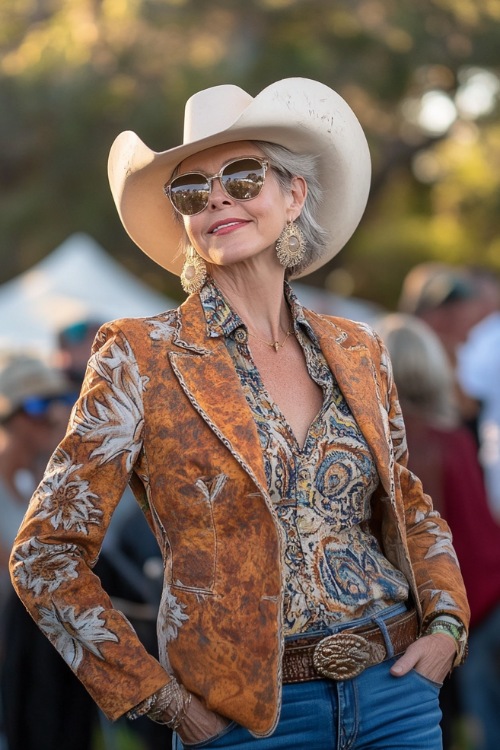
[
  {"x1": 157, "y1": 584, "x2": 189, "y2": 671},
  {"x1": 411, "y1": 507, "x2": 425, "y2": 523},
  {"x1": 32, "y1": 449, "x2": 101, "y2": 533},
  {"x1": 423, "y1": 524, "x2": 459, "y2": 565},
  {"x1": 38, "y1": 603, "x2": 119, "y2": 670},
  {"x1": 158, "y1": 585, "x2": 189, "y2": 644},
  {"x1": 147, "y1": 313, "x2": 178, "y2": 342},
  {"x1": 73, "y1": 338, "x2": 146, "y2": 471},
  {"x1": 380, "y1": 346, "x2": 407, "y2": 460},
  {"x1": 427, "y1": 589, "x2": 458, "y2": 610},
  {"x1": 12, "y1": 538, "x2": 79, "y2": 595},
  {"x1": 194, "y1": 474, "x2": 227, "y2": 502}
]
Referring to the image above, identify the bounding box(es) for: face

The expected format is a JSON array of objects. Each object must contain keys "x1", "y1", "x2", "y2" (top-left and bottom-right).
[
  {"x1": 10, "y1": 397, "x2": 73, "y2": 464},
  {"x1": 176, "y1": 141, "x2": 306, "y2": 271}
]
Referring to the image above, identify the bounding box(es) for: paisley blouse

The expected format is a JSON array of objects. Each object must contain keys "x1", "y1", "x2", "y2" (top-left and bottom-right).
[{"x1": 200, "y1": 280, "x2": 409, "y2": 635}]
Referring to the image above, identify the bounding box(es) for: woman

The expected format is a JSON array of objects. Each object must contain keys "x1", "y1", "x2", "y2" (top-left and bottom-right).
[{"x1": 10, "y1": 79, "x2": 469, "y2": 749}]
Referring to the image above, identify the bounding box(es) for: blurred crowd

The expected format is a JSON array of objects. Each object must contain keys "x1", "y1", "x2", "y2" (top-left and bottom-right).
[
  {"x1": 0, "y1": 262, "x2": 499, "y2": 749},
  {"x1": 379, "y1": 262, "x2": 500, "y2": 750}
]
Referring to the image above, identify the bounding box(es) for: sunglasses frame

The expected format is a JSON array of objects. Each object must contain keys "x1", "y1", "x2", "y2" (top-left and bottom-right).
[{"x1": 164, "y1": 156, "x2": 270, "y2": 216}]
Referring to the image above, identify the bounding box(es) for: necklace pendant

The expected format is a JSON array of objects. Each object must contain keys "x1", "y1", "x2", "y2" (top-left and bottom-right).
[{"x1": 273, "y1": 342, "x2": 279, "y2": 352}]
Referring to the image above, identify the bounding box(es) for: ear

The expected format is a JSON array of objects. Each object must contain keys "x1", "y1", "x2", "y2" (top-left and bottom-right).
[{"x1": 288, "y1": 175, "x2": 307, "y2": 218}]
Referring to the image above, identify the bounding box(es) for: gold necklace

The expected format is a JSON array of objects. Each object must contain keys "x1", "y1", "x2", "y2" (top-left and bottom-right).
[{"x1": 248, "y1": 327, "x2": 292, "y2": 352}]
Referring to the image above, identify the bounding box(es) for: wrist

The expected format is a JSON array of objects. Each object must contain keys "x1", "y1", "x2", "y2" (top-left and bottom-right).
[
  {"x1": 147, "y1": 679, "x2": 192, "y2": 729},
  {"x1": 126, "y1": 690, "x2": 160, "y2": 721},
  {"x1": 424, "y1": 615, "x2": 468, "y2": 667}
]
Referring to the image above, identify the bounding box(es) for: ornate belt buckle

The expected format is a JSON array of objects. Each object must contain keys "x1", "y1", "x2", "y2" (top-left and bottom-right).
[{"x1": 313, "y1": 632, "x2": 386, "y2": 680}]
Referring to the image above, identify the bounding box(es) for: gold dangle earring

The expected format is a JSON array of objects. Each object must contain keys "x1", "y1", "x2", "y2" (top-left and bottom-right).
[
  {"x1": 180, "y1": 246, "x2": 207, "y2": 294},
  {"x1": 275, "y1": 220, "x2": 306, "y2": 269}
]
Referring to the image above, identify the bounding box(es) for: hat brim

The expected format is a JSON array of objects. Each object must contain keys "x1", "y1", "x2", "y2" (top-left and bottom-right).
[{"x1": 108, "y1": 78, "x2": 371, "y2": 279}]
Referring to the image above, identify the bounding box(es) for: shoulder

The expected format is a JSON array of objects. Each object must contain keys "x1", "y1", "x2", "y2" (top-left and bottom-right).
[
  {"x1": 93, "y1": 307, "x2": 182, "y2": 350},
  {"x1": 305, "y1": 309, "x2": 384, "y2": 353}
]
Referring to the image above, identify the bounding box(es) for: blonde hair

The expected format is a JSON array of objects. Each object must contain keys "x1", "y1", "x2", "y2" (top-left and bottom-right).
[{"x1": 376, "y1": 313, "x2": 459, "y2": 429}]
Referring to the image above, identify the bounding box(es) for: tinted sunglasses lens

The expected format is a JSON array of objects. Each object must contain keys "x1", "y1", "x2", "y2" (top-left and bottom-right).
[
  {"x1": 22, "y1": 393, "x2": 78, "y2": 416},
  {"x1": 169, "y1": 173, "x2": 210, "y2": 216},
  {"x1": 22, "y1": 396, "x2": 52, "y2": 417},
  {"x1": 221, "y1": 159, "x2": 266, "y2": 200}
]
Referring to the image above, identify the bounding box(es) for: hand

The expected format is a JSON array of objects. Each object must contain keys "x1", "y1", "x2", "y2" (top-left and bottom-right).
[
  {"x1": 390, "y1": 633, "x2": 456, "y2": 684},
  {"x1": 177, "y1": 692, "x2": 231, "y2": 745}
]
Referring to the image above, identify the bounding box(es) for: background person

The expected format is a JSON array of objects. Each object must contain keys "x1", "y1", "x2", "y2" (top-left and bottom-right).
[
  {"x1": 377, "y1": 312, "x2": 500, "y2": 750},
  {"x1": 397, "y1": 262, "x2": 483, "y2": 366},
  {"x1": 54, "y1": 319, "x2": 104, "y2": 389},
  {"x1": 457, "y1": 269, "x2": 500, "y2": 520},
  {"x1": 0, "y1": 352, "x2": 97, "y2": 750},
  {"x1": 397, "y1": 261, "x2": 486, "y2": 437},
  {"x1": 11, "y1": 78, "x2": 469, "y2": 749},
  {"x1": 0, "y1": 352, "x2": 74, "y2": 608}
]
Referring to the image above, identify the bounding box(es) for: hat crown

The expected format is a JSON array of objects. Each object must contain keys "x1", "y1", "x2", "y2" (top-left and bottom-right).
[{"x1": 183, "y1": 85, "x2": 253, "y2": 145}]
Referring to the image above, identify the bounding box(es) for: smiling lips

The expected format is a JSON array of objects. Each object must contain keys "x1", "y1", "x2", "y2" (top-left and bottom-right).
[{"x1": 208, "y1": 218, "x2": 250, "y2": 235}]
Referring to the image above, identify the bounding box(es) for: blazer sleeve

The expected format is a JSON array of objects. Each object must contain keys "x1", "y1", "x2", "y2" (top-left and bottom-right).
[
  {"x1": 376, "y1": 332, "x2": 470, "y2": 635},
  {"x1": 9, "y1": 322, "x2": 169, "y2": 720}
]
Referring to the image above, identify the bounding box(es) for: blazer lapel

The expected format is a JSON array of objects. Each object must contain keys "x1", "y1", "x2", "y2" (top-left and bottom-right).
[
  {"x1": 169, "y1": 296, "x2": 268, "y2": 495},
  {"x1": 307, "y1": 312, "x2": 393, "y2": 494}
]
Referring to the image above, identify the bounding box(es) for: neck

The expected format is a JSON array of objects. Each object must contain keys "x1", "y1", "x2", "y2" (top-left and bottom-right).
[{"x1": 211, "y1": 265, "x2": 290, "y2": 342}]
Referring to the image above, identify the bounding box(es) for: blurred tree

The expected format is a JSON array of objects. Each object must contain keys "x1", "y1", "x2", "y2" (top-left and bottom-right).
[{"x1": 0, "y1": 0, "x2": 499, "y2": 306}]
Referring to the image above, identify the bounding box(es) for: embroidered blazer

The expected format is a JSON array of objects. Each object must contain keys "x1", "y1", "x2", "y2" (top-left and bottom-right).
[{"x1": 10, "y1": 294, "x2": 470, "y2": 736}]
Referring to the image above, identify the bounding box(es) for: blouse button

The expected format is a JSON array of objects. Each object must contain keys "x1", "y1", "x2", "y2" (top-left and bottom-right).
[{"x1": 234, "y1": 328, "x2": 248, "y2": 344}]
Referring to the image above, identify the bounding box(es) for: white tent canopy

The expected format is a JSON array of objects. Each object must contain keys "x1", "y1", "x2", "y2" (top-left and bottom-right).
[
  {"x1": 0, "y1": 233, "x2": 382, "y2": 357},
  {"x1": 0, "y1": 233, "x2": 176, "y2": 355}
]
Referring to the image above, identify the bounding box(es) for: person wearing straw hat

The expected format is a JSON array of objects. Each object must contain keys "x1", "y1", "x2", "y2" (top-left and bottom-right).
[{"x1": 11, "y1": 79, "x2": 468, "y2": 749}]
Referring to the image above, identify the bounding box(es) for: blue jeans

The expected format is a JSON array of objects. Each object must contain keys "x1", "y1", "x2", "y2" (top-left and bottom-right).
[{"x1": 173, "y1": 606, "x2": 442, "y2": 749}]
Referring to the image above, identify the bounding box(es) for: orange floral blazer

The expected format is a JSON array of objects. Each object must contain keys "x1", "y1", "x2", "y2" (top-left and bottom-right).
[{"x1": 10, "y1": 294, "x2": 470, "y2": 736}]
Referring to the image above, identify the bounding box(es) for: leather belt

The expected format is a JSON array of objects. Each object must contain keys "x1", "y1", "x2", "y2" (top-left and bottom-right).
[{"x1": 282, "y1": 608, "x2": 418, "y2": 683}]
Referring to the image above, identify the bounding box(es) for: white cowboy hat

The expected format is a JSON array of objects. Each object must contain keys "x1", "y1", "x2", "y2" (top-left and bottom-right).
[{"x1": 108, "y1": 77, "x2": 371, "y2": 279}]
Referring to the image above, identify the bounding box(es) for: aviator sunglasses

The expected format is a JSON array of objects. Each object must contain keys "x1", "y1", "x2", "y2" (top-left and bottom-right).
[{"x1": 164, "y1": 156, "x2": 269, "y2": 217}]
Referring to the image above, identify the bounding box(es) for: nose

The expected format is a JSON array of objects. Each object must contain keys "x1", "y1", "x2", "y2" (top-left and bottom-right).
[{"x1": 208, "y1": 177, "x2": 233, "y2": 209}]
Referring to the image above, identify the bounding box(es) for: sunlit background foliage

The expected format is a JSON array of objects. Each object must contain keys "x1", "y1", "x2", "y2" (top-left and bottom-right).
[{"x1": 1, "y1": 0, "x2": 499, "y2": 306}]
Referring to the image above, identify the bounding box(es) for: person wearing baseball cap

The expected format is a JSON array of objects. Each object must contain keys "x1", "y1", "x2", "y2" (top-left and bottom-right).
[
  {"x1": 11, "y1": 79, "x2": 468, "y2": 748},
  {"x1": 0, "y1": 351, "x2": 74, "y2": 602},
  {"x1": 0, "y1": 352, "x2": 74, "y2": 566}
]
